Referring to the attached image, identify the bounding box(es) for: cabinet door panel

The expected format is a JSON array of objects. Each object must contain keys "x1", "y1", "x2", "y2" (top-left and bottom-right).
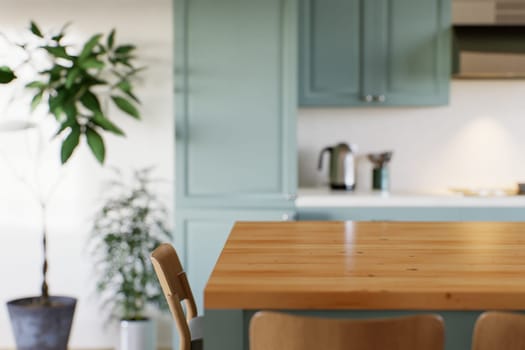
[
  {"x1": 299, "y1": 0, "x2": 362, "y2": 105},
  {"x1": 185, "y1": 220, "x2": 233, "y2": 312},
  {"x1": 383, "y1": 0, "x2": 450, "y2": 105},
  {"x1": 176, "y1": 0, "x2": 297, "y2": 207}
]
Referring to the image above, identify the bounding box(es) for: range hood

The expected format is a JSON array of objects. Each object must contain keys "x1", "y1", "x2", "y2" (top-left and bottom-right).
[
  {"x1": 453, "y1": 0, "x2": 525, "y2": 78},
  {"x1": 453, "y1": 0, "x2": 525, "y2": 25}
]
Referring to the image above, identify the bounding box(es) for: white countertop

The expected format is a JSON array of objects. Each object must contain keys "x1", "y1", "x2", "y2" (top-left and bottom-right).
[{"x1": 297, "y1": 188, "x2": 525, "y2": 207}]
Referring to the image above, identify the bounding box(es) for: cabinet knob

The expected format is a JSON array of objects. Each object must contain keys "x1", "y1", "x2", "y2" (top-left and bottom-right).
[
  {"x1": 361, "y1": 95, "x2": 373, "y2": 102},
  {"x1": 281, "y1": 213, "x2": 296, "y2": 221},
  {"x1": 285, "y1": 193, "x2": 297, "y2": 201},
  {"x1": 373, "y1": 95, "x2": 386, "y2": 103}
]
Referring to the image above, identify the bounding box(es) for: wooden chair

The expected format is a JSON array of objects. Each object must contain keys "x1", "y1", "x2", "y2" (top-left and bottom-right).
[
  {"x1": 249, "y1": 311, "x2": 444, "y2": 350},
  {"x1": 150, "y1": 243, "x2": 202, "y2": 350},
  {"x1": 472, "y1": 311, "x2": 525, "y2": 350}
]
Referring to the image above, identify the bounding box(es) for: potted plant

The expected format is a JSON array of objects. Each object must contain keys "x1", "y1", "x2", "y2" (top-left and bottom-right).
[
  {"x1": 0, "y1": 21, "x2": 144, "y2": 350},
  {"x1": 87, "y1": 167, "x2": 172, "y2": 350}
]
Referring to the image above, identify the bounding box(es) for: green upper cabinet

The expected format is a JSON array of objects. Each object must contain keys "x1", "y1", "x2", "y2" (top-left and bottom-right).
[
  {"x1": 175, "y1": 0, "x2": 298, "y2": 209},
  {"x1": 299, "y1": 0, "x2": 451, "y2": 107}
]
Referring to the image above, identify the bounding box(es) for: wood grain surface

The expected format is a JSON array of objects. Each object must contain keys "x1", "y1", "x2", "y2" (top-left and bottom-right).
[{"x1": 205, "y1": 221, "x2": 525, "y2": 310}]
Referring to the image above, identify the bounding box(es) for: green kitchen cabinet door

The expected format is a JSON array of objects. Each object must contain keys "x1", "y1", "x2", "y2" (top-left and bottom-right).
[
  {"x1": 174, "y1": 208, "x2": 297, "y2": 314},
  {"x1": 175, "y1": 0, "x2": 297, "y2": 209},
  {"x1": 299, "y1": 0, "x2": 363, "y2": 106},
  {"x1": 299, "y1": 0, "x2": 450, "y2": 107},
  {"x1": 374, "y1": 0, "x2": 451, "y2": 106}
]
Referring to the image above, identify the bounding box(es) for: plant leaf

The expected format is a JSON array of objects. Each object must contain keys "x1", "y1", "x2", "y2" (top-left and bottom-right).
[
  {"x1": 61, "y1": 125, "x2": 80, "y2": 164},
  {"x1": 48, "y1": 90, "x2": 66, "y2": 118},
  {"x1": 51, "y1": 22, "x2": 71, "y2": 42},
  {"x1": 65, "y1": 67, "x2": 80, "y2": 88},
  {"x1": 30, "y1": 21, "x2": 43, "y2": 38},
  {"x1": 86, "y1": 126, "x2": 105, "y2": 164},
  {"x1": 92, "y1": 112, "x2": 125, "y2": 136},
  {"x1": 84, "y1": 76, "x2": 107, "y2": 87},
  {"x1": 81, "y1": 90, "x2": 101, "y2": 113},
  {"x1": 51, "y1": 32, "x2": 64, "y2": 42},
  {"x1": 123, "y1": 90, "x2": 140, "y2": 104},
  {"x1": 115, "y1": 45, "x2": 135, "y2": 55},
  {"x1": 111, "y1": 96, "x2": 140, "y2": 119},
  {"x1": 96, "y1": 43, "x2": 107, "y2": 55},
  {"x1": 80, "y1": 58, "x2": 105, "y2": 70},
  {"x1": 116, "y1": 80, "x2": 131, "y2": 92},
  {"x1": 114, "y1": 57, "x2": 133, "y2": 68},
  {"x1": 30, "y1": 91, "x2": 43, "y2": 111},
  {"x1": 54, "y1": 117, "x2": 76, "y2": 138},
  {"x1": 79, "y1": 34, "x2": 103, "y2": 61},
  {"x1": 42, "y1": 46, "x2": 70, "y2": 60},
  {"x1": 0, "y1": 66, "x2": 16, "y2": 84},
  {"x1": 116, "y1": 80, "x2": 140, "y2": 103},
  {"x1": 25, "y1": 80, "x2": 45, "y2": 89},
  {"x1": 41, "y1": 65, "x2": 63, "y2": 83},
  {"x1": 107, "y1": 29, "x2": 115, "y2": 49},
  {"x1": 63, "y1": 103, "x2": 77, "y2": 120}
]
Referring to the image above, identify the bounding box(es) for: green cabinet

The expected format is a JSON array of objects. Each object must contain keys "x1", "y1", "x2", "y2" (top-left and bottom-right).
[
  {"x1": 174, "y1": 0, "x2": 297, "y2": 334},
  {"x1": 175, "y1": 0, "x2": 297, "y2": 209},
  {"x1": 299, "y1": 0, "x2": 451, "y2": 106},
  {"x1": 298, "y1": 207, "x2": 460, "y2": 221},
  {"x1": 298, "y1": 207, "x2": 525, "y2": 222},
  {"x1": 175, "y1": 209, "x2": 296, "y2": 312},
  {"x1": 174, "y1": 1, "x2": 298, "y2": 347}
]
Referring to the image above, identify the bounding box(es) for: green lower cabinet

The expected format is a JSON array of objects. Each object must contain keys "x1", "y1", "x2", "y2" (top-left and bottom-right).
[
  {"x1": 204, "y1": 309, "x2": 498, "y2": 350},
  {"x1": 173, "y1": 208, "x2": 295, "y2": 349},
  {"x1": 298, "y1": 207, "x2": 460, "y2": 221},
  {"x1": 174, "y1": 209, "x2": 296, "y2": 313},
  {"x1": 298, "y1": 207, "x2": 525, "y2": 221},
  {"x1": 459, "y1": 208, "x2": 525, "y2": 221}
]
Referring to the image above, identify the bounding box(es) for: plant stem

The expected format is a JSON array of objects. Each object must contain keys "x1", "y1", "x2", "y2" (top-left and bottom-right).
[{"x1": 41, "y1": 202, "x2": 50, "y2": 305}]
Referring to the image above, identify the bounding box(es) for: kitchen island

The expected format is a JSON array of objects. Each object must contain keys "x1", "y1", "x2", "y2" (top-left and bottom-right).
[{"x1": 204, "y1": 221, "x2": 525, "y2": 350}]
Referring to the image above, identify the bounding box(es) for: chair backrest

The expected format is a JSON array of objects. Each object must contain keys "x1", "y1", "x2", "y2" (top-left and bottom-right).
[
  {"x1": 150, "y1": 243, "x2": 198, "y2": 350},
  {"x1": 249, "y1": 311, "x2": 444, "y2": 350},
  {"x1": 472, "y1": 312, "x2": 525, "y2": 350}
]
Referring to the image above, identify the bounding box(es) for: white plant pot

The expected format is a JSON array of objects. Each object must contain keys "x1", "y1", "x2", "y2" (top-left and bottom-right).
[{"x1": 120, "y1": 319, "x2": 156, "y2": 350}]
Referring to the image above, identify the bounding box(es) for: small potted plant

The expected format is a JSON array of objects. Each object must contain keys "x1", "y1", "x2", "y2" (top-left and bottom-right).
[
  {"x1": 88, "y1": 167, "x2": 172, "y2": 350},
  {"x1": 0, "y1": 21, "x2": 143, "y2": 350}
]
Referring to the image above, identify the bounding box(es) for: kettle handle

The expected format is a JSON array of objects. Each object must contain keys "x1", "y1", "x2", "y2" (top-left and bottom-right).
[{"x1": 318, "y1": 147, "x2": 332, "y2": 170}]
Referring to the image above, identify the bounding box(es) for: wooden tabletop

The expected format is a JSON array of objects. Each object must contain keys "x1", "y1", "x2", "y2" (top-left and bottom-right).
[{"x1": 204, "y1": 221, "x2": 525, "y2": 310}]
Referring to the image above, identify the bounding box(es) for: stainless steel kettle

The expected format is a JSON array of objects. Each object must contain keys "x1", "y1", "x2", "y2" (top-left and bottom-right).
[{"x1": 318, "y1": 143, "x2": 356, "y2": 190}]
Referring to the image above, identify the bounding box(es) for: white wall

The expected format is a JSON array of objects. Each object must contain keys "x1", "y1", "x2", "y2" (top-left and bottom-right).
[
  {"x1": 3, "y1": 1, "x2": 525, "y2": 347},
  {"x1": 299, "y1": 80, "x2": 525, "y2": 194},
  {"x1": 0, "y1": 0, "x2": 174, "y2": 348}
]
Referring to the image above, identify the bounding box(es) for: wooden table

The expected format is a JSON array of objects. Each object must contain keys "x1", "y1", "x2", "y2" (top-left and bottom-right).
[{"x1": 204, "y1": 221, "x2": 525, "y2": 350}]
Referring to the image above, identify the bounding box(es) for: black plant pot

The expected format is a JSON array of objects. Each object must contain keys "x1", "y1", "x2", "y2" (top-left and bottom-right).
[{"x1": 7, "y1": 296, "x2": 77, "y2": 350}]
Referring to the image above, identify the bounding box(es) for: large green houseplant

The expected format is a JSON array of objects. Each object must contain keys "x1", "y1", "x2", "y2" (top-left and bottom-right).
[
  {"x1": 0, "y1": 21, "x2": 143, "y2": 350},
  {"x1": 88, "y1": 167, "x2": 172, "y2": 350}
]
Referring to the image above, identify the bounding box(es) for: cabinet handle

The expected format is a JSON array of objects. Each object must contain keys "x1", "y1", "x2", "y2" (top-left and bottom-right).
[
  {"x1": 285, "y1": 193, "x2": 297, "y2": 201},
  {"x1": 373, "y1": 95, "x2": 386, "y2": 103},
  {"x1": 281, "y1": 213, "x2": 297, "y2": 221},
  {"x1": 361, "y1": 95, "x2": 373, "y2": 102}
]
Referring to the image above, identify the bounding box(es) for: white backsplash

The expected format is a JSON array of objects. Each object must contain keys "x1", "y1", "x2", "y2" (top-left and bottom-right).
[{"x1": 298, "y1": 80, "x2": 525, "y2": 193}]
